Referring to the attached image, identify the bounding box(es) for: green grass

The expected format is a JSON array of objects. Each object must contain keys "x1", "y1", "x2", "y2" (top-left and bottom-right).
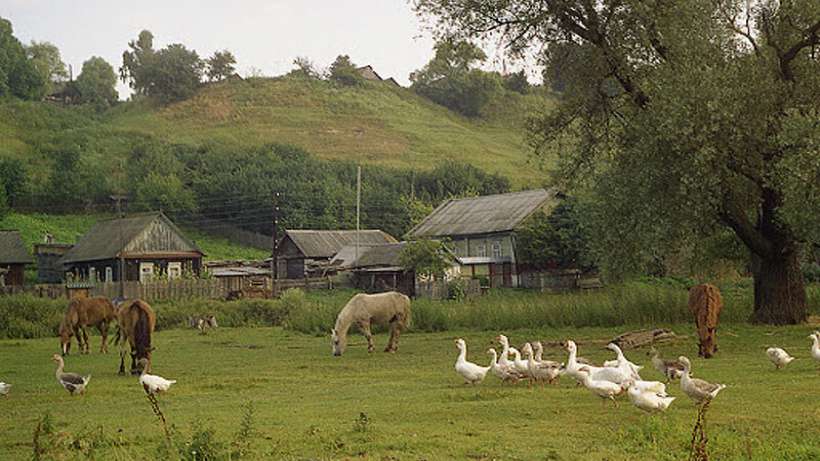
[
  {"x1": 1, "y1": 324, "x2": 819, "y2": 460},
  {"x1": 0, "y1": 212, "x2": 267, "y2": 262},
  {"x1": 1, "y1": 78, "x2": 554, "y2": 188}
]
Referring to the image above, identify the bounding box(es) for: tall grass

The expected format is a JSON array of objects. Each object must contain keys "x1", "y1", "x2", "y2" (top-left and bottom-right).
[{"x1": 1, "y1": 282, "x2": 816, "y2": 340}]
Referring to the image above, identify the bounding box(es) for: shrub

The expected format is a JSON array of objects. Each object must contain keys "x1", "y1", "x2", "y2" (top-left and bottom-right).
[{"x1": 0, "y1": 294, "x2": 64, "y2": 339}]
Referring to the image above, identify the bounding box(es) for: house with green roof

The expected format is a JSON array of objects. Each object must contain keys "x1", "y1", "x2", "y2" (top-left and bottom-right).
[{"x1": 60, "y1": 212, "x2": 204, "y2": 282}]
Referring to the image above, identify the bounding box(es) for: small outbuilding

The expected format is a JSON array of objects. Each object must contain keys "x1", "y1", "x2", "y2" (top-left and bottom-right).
[
  {"x1": 0, "y1": 230, "x2": 33, "y2": 286},
  {"x1": 276, "y1": 230, "x2": 397, "y2": 279},
  {"x1": 60, "y1": 212, "x2": 204, "y2": 282}
]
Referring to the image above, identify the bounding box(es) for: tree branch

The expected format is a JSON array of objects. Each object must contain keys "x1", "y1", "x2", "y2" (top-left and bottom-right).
[
  {"x1": 719, "y1": 194, "x2": 772, "y2": 257},
  {"x1": 779, "y1": 20, "x2": 820, "y2": 81}
]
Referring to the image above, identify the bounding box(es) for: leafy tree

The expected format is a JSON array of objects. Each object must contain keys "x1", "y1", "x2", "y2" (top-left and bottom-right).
[
  {"x1": 516, "y1": 200, "x2": 592, "y2": 271},
  {"x1": 75, "y1": 56, "x2": 118, "y2": 109},
  {"x1": 0, "y1": 17, "x2": 46, "y2": 100},
  {"x1": 414, "y1": 0, "x2": 820, "y2": 324},
  {"x1": 328, "y1": 55, "x2": 363, "y2": 86},
  {"x1": 205, "y1": 50, "x2": 236, "y2": 82},
  {"x1": 120, "y1": 30, "x2": 156, "y2": 96},
  {"x1": 503, "y1": 70, "x2": 530, "y2": 94},
  {"x1": 0, "y1": 158, "x2": 27, "y2": 207},
  {"x1": 410, "y1": 39, "x2": 501, "y2": 116},
  {"x1": 399, "y1": 239, "x2": 453, "y2": 279},
  {"x1": 120, "y1": 30, "x2": 203, "y2": 102},
  {"x1": 25, "y1": 41, "x2": 67, "y2": 94},
  {"x1": 289, "y1": 56, "x2": 321, "y2": 79}
]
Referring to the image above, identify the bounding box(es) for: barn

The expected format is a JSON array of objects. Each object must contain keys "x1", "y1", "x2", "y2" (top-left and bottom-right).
[
  {"x1": 60, "y1": 212, "x2": 204, "y2": 282},
  {"x1": 407, "y1": 189, "x2": 555, "y2": 288},
  {"x1": 0, "y1": 230, "x2": 33, "y2": 286},
  {"x1": 276, "y1": 230, "x2": 397, "y2": 279}
]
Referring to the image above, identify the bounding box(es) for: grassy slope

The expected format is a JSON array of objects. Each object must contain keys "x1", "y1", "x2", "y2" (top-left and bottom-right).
[
  {"x1": 1, "y1": 324, "x2": 818, "y2": 460},
  {"x1": 0, "y1": 213, "x2": 268, "y2": 262},
  {"x1": 1, "y1": 79, "x2": 554, "y2": 188}
]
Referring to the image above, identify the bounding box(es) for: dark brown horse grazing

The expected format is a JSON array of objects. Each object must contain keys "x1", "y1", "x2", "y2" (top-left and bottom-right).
[
  {"x1": 59, "y1": 297, "x2": 117, "y2": 356},
  {"x1": 115, "y1": 299, "x2": 156, "y2": 375},
  {"x1": 688, "y1": 284, "x2": 723, "y2": 358}
]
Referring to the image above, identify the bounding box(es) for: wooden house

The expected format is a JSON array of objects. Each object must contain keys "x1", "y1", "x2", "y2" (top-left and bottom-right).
[
  {"x1": 60, "y1": 212, "x2": 204, "y2": 282},
  {"x1": 0, "y1": 230, "x2": 33, "y2": 286},
  {"x1": 407, "y1": 189, "x2": 555, "y2": 288},
  {"x1": 276, "y1": 230, "x2": 397, "y2": 279}
]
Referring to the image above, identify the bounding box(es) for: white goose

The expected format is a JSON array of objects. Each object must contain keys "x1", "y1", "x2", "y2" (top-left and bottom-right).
[
  {"x1": 564, "y1": 340, "x2": 631, "y2": 385},
  {"x1": 624, "y1": 380, "x2": 676, "y2": 413},
  {"x1": 52, "y1": 354, "x2": 91, "y2": 396},
  {"x1": 605, "y1": 343, "x2": 643, "y2": 379},
  {"x1": 454, "y1": 339, "x2": 490, "y2": 385},
  {"x1": 0, "y1": 382, "x2": 10, "y2": 397},
  {"x1": 509, "y1": 346, "x2": 532, "y2": 377},
  {"x1": 495, "y1": 335, "x2": 517, "y2": 372},
  {"x1": 766, "y1": 347, "x2": 795, "y2": 370},
  {"x1": 137, "y1": 359, "x2": 177, "y2": 395},
  {"x1": 810, "y1": 332, "x2": 820, "y2": 369},
  {"x1": 577, "y1": 366, "x2": 625, "y2": 406},
  {"x1": 523, "y1": 344, "x2": 562, "y2": 385},
  {"x1": 679, "y1": 356, "x2": 726, "y2": 403},
  {"x1": 488, "y1": 348, "x2": 524, "y2": 384}
]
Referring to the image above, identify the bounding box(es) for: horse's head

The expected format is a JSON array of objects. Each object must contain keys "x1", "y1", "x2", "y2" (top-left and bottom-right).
[
  {"x1": 331, "y1": 328, "x2": 346, "y2": 356},
  {"x1": 58, "y1": 320, "x2": 72, "y2": 356}
]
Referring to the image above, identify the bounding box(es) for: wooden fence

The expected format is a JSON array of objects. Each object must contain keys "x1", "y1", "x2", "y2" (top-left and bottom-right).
[{"x1": 416, "y1": 279, "x2": 481, "y2": 300}]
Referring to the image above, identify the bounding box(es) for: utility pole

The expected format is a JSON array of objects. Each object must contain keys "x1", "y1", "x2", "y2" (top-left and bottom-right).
[
  {"x1": 110, "y1": 194, "x2": 128, "y2": 298},
  {"x1": 271, "y1": 193, "x2": 280, "y2": 288},
  {"x1": 355, "y1": 166, "x2": 361, "y2": 263}
]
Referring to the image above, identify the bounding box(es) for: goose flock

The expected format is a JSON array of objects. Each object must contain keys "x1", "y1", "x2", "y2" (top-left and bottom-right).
[{"x1": 454, "y1": 331, "x2": 820, "y2": 413}]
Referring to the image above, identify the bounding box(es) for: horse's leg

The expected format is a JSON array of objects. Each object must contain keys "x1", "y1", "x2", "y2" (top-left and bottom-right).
[
  {"x1": 72, "y1": 326, "x2": 84, "y2": 354},
  {"x1": 386, "y1": 319, "x2": 404, "y2": 352},
  {"x1": 118, "y1": 349, "x2": 126, "y2": 375},
  {"x1": 359, "y1": 321, "x2": 375, "y2": 353},
  {"x1": 81, "y1": 327, "x2": 90, "y2": 354},
  {"x1": 99, "y1": 321, "x2": 108, "y2": 354}
]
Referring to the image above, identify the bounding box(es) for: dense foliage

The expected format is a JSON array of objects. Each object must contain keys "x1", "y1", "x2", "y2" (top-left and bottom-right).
[
  {"x1": 75, "y1": 56, "x2": 118, "y2": 109},
  {"x1": 516, "y1": 198, "x2": 593, "y2": 271},
  {"x1": 205, "y1": 50, "x2": 236, "y2": 82},
  {"x1": 328, "y1": 54, "x2": 364, "y2": 86},
  {"x1": 415, "y1": 0, "x2": 820, "y2": 324},
  {"x1": 398, "y1": 239, "x2": 453, "y2": 278},
  {"x1": 0, "y1": 17, "x2": 45, "y2": 100}
]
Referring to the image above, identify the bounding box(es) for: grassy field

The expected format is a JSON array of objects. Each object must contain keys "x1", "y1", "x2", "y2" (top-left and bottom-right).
[
  {"x1": 1, "y1": 322, "x2": 818, "y2": 460},
  {"x1": 0, "y1": 78, "x2": 552, "y2": 188}
]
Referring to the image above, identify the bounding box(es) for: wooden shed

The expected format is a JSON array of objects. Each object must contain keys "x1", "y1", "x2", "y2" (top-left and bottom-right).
[
  {"x1": 0, "y1": 230, "x2": 33, "y2": 286},
  {"x1": 60, "y1": 212, "x2": 204, "y2": 282},
  {"x1": 276, "y1": 230, "x2": 397, "y2": 279}
]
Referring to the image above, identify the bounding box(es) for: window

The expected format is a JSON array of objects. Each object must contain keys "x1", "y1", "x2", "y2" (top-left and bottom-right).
[
  {"x1": 477, "y1": 244, "x2": 487, "y2": 258},
  {"x1": 139, "y1": 262, "x2": 155, "y2": 282},
  {"x1": 88, "y1": 267, "x2": 97, "y2": 283},
  {"x1": 168, "y1": 262, "x2": 182, "y2": 279},
  {"x1": 105, "y1": 267, "x2": 113, "y2": 282},
  {"x1": 492, "y1": 241, "x2": 502, "y2": 258}
]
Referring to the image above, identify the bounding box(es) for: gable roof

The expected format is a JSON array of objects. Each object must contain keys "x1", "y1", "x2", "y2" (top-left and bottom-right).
[
  {"x1": 283, "y1": 230, "x2": 397, "y2": 259},
  {"x1": 60, "y1": 212, "x2": 203, "y2": 264},
  {"x1": 0, "y1": 230, "x2": 33, "y2": 264},
  {"x1": 407, "y1": 189, "x2": 555, "y2": 238}
]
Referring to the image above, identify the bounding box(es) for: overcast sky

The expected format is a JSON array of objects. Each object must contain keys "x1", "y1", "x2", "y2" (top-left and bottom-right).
[{"x1": 1, "y1": 0, "x2": 463, "y2": 99}]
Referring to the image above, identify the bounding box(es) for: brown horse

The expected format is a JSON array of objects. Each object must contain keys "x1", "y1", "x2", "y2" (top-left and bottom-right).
[
  {"x1": 59, "y1": 297, "x2": 117, "y2": 356},
  {"x1": 115, "y1": 299, "x2": 156, "y2": 375},
  {"x1": 688, "y1": 284, "x2": 723, "y2": 358}
]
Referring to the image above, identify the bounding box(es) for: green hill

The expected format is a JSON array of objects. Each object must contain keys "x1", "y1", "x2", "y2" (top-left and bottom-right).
[{"x1": 0, "y1": 77, "x2": 553, "y2": 187}]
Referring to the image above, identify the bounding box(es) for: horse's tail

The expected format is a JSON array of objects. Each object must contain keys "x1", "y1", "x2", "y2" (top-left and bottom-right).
[{"x1": 134, "y1": 302, "x2": 152, "y2": 360}]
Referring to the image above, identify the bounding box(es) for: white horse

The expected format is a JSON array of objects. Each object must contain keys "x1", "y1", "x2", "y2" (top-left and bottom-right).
[{"x1": 331, "y1": 291, "x2": 411, "y2": 356}]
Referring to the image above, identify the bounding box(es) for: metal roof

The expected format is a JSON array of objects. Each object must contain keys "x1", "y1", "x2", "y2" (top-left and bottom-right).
[
  {"x1": 0, "y1": 230, "x2": 33, "y2": 264},
  {"x1": 60, "y1": 212, "x2": 203, "y2": 264},
  {"x1": 407, "y1": 189, "x2": 555, "y2": 238},
  {"x1": 283, "y1": 230, "x2": 397, "y2": 259},
  {"x1": 353, "y1": 242, "x2": 407, "y2": 268}
]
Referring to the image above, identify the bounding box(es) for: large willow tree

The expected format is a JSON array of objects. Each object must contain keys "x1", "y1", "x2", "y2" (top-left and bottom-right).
[{"x1": 414, "y1": 0, "x2": 820, "y2": 324}]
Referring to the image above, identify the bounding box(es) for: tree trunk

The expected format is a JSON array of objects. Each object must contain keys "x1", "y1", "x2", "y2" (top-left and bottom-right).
[{"x1": 751, "y1": 250, "x2": 807, "y2": 324}]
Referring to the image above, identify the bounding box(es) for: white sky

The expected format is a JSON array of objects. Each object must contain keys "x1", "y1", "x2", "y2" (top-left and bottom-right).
[{"x1": 1, "y1": 0, "x2": 454, "y2": 99}]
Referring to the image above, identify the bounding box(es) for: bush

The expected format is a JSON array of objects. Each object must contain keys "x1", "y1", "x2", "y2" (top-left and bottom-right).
[{"x1": 0, "y1": 294, "x2": 64, "y2": 339}]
